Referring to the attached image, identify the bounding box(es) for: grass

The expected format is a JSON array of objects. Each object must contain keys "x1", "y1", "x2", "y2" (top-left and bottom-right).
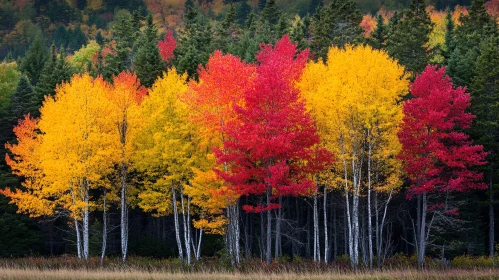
[
  {"x1": 0, "y1": 257, "x2": 498, "y2": 279},
  {"x1": 1, "y1": 267, "x2": 499, "y2": 280}
]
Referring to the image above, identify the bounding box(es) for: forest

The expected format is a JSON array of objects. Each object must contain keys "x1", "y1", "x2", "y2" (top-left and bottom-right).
[{"x1": 0, "y1": 0, "x2": 499, "y2": 276}]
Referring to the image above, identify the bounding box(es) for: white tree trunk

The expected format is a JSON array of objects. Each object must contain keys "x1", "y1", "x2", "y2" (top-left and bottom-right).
[
  {"x1": 313, "y1": 194, "x2": 319, "y2": 262},
  {"x1": 180, "y1": 188, "x2": 191, "y2": 265},
  {"x1": 71, "y1": 189, "x2": 82, "y2": 260},
  {"x1": 171, "y1": 184, "x2": 184, "y2": 263},
  {"x1": 82, "y1": 179, "x2": 89, "y2": 262},
  {"x1": 120, "y1": 162, "x2": 128, "y2": 264},
  {"x1": 101, "y1": 189, "x2": 107, "y2": 266},
  {"x1": 324, "y1": 187, "x2": 329, "y2": 263},
  {"x1": 367, "y1": 143, "x2": 373, "y2": 269}
]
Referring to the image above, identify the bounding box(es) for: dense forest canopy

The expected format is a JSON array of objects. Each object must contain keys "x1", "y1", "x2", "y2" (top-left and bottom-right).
[{"x1": 0, "y1": 0, "x2": 499, "y2": 270}]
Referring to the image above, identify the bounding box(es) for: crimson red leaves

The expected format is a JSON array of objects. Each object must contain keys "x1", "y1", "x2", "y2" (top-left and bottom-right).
[
  {"x1": 215, "y1": 36, "x2": 332, "y2": 213},
  {"x1": 398, "y1": 65, "x2": 488, "y2": 198}
]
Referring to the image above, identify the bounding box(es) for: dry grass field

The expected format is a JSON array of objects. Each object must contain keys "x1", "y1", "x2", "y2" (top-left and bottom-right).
[{"x1": 0, "y1": 267, "x2": 498, "y2": 280}]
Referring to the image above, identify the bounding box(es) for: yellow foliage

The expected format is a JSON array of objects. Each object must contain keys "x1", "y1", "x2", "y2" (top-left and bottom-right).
[{"x1": 297, "y1": 45, "x2": 408, "y2": 194}]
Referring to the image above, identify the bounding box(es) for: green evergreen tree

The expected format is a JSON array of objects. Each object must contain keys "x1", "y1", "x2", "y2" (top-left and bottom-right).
[
  {"x1": 35, "y1": 46, "x2": 73, "y2": 107},
  {"x1": 134, "y1": 15, "x2": 165, "y2": 88},
  {"x1": 172, "y1": 7, "x2": 214, "y2": 79},
  {"x1": 105, "y1": 10, "x2": 138, "y2": 81},
  {"x1": 367, "y1": 14, "x2": 386, "y2": 50},
  {"x1": 275, "y1": 13, "x2": 290, "y2": 39},
  {"x1": 290, "y1": 16, "x2": 309, "y2": 50},
  {"x1": 215, "y1": 5, "x2": 241, "y2": 52},
  {"x1": 11, "y1": 75, "x2": 37, "y2": 121},
  {"x1": 447, "y1": 0, "x2": 497, "y2": 86},
  {"x1": 386, "y1": 0, "x2": 433, "y2": 76},
  {"x1": 20, "y1": 36, "x2": 48, "y2": 86},
  {"x1": 443, "y1": 9, "x2": 455, "y2": 62},
  {"x1": 310, "y1": 0, "x2": 363, "y2": 59},
  {"x1": 469, "y1": 36, "x2": 499, "y2": 258},
  {"x1": 237, "y1": 0, "x2": 252, "y2": 25},
  {"x1": 260, "y1": 0, "x2": 279, "y2": 26},
  {"x1": 258, "y1": 0, "x2": 266, "y2": 11}
]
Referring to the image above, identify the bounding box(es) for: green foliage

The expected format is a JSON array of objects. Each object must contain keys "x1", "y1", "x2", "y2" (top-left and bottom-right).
[
  {"x1": 20, "y1": 36, "x2": 48, "y2": 86},
  {"x1": 386, "y1": 0, "x2": 433, "y2": 76},
  {"x1": 133, "y1": 15, "x2": 165, "y2": 88},
  {"x1": 11, "y1": 75, "x2": 37, "y2": 121},
  {"x1": 172, "y1": 7, "x2": 214, "y2": 78},
  {"x1": 310, "y1": 0, "x2": 363, "y2": 59},
  {"x1": 367, "y1": 14, "x2": 386, "y2": 50}
]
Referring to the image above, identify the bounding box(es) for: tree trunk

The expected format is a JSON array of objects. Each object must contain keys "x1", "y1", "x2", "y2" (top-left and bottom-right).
[
  {"x1": 275, "y1": 196, "x2": 282, "y2": 260},
  {"x1": 82, "y1": 181, "x2": 89, "y2": 262},
  {"x1": 266, "y1": 186, "x2": 272, "y2": 264},
  {"x1": 171, "y1": 184, "x2": 184, "y2": 263},
  {"x1": 367, "y1": 144, "x2": 373, "y2": 269},
  {"x1": 180, "y1": 188, "x2": 191, "y2": 265},
  {"x1": 490, "y1": 167, "x2": 495, "y2": 258},
  {"x1": 418, "y1": 192, "x2": 427, "y2": 268},
  {"x1": 101, "y1": 189, "x2": 107, "y2": 266},
  {"x1": 324, "y1": 187, "x2": 329, "y2": 263},
  {"x1": 120, "y1": 161, "x2": 128, "y2": 264},
  {"x1": 71, "y1": 189, "x2": 82, "y2": 260}
]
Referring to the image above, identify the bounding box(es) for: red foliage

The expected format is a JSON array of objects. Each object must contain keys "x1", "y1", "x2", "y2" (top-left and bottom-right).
[
  {"x1": 485, "y1": 0, "x2": 499, "y2": 18},
  {"x1": 158, "y1": 31, "x2": 177, "y2": 63},
  {"x1": 215, "y1": 36, "x2": 333, "y2": 213},
  {"x1": 398, "y1": 65, "x2": 487, "y2": 199}
]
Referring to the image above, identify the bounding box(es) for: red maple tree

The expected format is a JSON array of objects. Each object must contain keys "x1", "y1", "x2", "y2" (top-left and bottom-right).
[
  {"x1": 398, "y1": 65, "x2": 487, "y2": 267},
  {"x1": 158, "y1": 31, "x2": 177, "y2": 63},
  {"x1": 216, "y1": 35, "x2": 332, "y2": 213}
]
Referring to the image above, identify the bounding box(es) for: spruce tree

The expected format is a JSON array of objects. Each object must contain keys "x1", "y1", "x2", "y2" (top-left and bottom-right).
[
  {"x1": 261, "y1": 0, "x2": 279, "y2": 26},
  {"x1": 11, "y1": 75, "x2": 37, "y2": 121},
  {"x1": 172, "y1": 7, "x2": 214, "y2": 79},
  {"x1": 469, "y1": 36, "x2": 499, "y2": 258},
  {"x1": 275, "y1": 13, "x2": 290, "y2": 39},
  {"x1": 20, "y1": 36, "x2": 48, "y2": 86},
  {"x1": 443, "y1": 10, "x2": 455, "y2": 62},
  {"x1": 386, "y1": 0, "x2": 433, "y2": 76},
  {"x1": 237, "y1": 0, "x2": 252, "y2": 25},
  {"x1": 310, "y1": 0, "x2": 363, "y2": 59},
  {"x1": 134, "y1": 15, "x2": 165, "y2": 88},
  {"x1": 367, "y1": 14, "x2": 386, "y2": 50}
]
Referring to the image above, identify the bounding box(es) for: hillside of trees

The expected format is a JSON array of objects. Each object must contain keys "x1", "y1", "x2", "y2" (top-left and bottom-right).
[{"x1": 0, "y1": 0, "x2": 499, "y2": 269}]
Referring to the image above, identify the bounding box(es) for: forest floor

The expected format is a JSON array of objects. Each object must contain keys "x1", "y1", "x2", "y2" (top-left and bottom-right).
[{"x1": 0, "y1": 267, "x2": 499, "y2": 280}]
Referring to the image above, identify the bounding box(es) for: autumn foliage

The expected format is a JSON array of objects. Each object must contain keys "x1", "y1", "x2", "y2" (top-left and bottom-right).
[{"x1": 398, "y1": 65, "x2": 488, "y2": 197}]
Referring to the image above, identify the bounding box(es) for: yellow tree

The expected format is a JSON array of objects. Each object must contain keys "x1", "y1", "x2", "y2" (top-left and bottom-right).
[
  {"x1": 106, "y1": 71, "x2": 147, "y2": 264},
  {"x1": 3, "y1": 74, "x2": 116, "y2": 261},
  {"x1": 297, "y1": 45, "x2": 408, "y2": 267},
  {"x1": 134, "y1": 68, "x2": 210, "y2": 264}
]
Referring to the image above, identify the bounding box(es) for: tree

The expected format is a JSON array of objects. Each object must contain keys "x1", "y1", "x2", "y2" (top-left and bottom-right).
[
  {"x1": 20, "y1": 36, "x2": 48, "y2": 86},
  {"x1": 184, "y1": 50, "x2": 256, "y2": 264},
  {"x1": 469, "y1": 36, "x2": 499, "y2": 258},
  {"x1": 216, "y1": 36, "x2": 331, "y2": 264},
  {"x1": 172, "y1": 7, "x2": 214, "y2": 79},
  {"x1": 106, "y1": 71, "x2": 147, "y2": 264},
  {"x1": 398, "y1": 65, "x2": 488, "y2": 268},
  {"x1": 69, "y1": 41, "x2": 101, "y2": 73},
  {"x1": 367, "y1": 14, "x2": 386, "y2": 50},
  {"x1": 310, "y1": 0, "x2": 363, "y2": 59},
  {"x1": 386, "y1": 0, "x2": 433, "y2": 76},
  {"x1": 135, "y1": 68, "x2": 205, "y2": 264},
  {"x1": 158, "y1": 31, "x2": 177, "y2": 64},
  {"x1": 11, "y1": 75, "x2": 37, "y2": 122},
  {"x1": 35, "y1": 46, "x2": 73, "y2": 106},
  {"x1": 134, "y1": 15, "x2": 165, "y2": 88},
  {"x1": 298, "y1": 44, "x2": 408, "y2": 266}
]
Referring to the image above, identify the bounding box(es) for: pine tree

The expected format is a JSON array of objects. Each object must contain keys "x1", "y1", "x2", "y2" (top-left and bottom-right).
[
  {"x1": 134, "y1": 15, "x2": 165, "y2": 88},
  {"x1": 275, "y1": 13, "x2": 290, "y2": 39},
  {"x1": 172, "y1": 7, "x2": 214, "y2": 79},
  {"x1": 367, "y1": 14, "x2": 386, "y2": 50},
  {"x1": 105, "y1": 11, "x2": 138, "y2": 80},
  {"x1": 386, "y1": 0, "x2": 433, "y2": 76},
  {"x1": 35, "y1": 46, "x2": 73, "y2": 107},
  {"x1": 443, "y1": 10, "x2": 455, "y2": 62},
  {"x1": 20, "y1": 36, "x2": 48, "y2": 86},
  {"x1": 11, "y1": 75, "x2": 37, "y2": 122},
  {"x1": 237, "y1": 0, "x2": 252, "y2": 25},
  {"x1": 310, "y1": 0, "x2": 363, "y2": 59},
  {"x1": 260, "y1": 0, "x2": 279, "y2": 26},
  {"x1": 469, "y1": 36, "x2": 499, "y2": 258}
]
